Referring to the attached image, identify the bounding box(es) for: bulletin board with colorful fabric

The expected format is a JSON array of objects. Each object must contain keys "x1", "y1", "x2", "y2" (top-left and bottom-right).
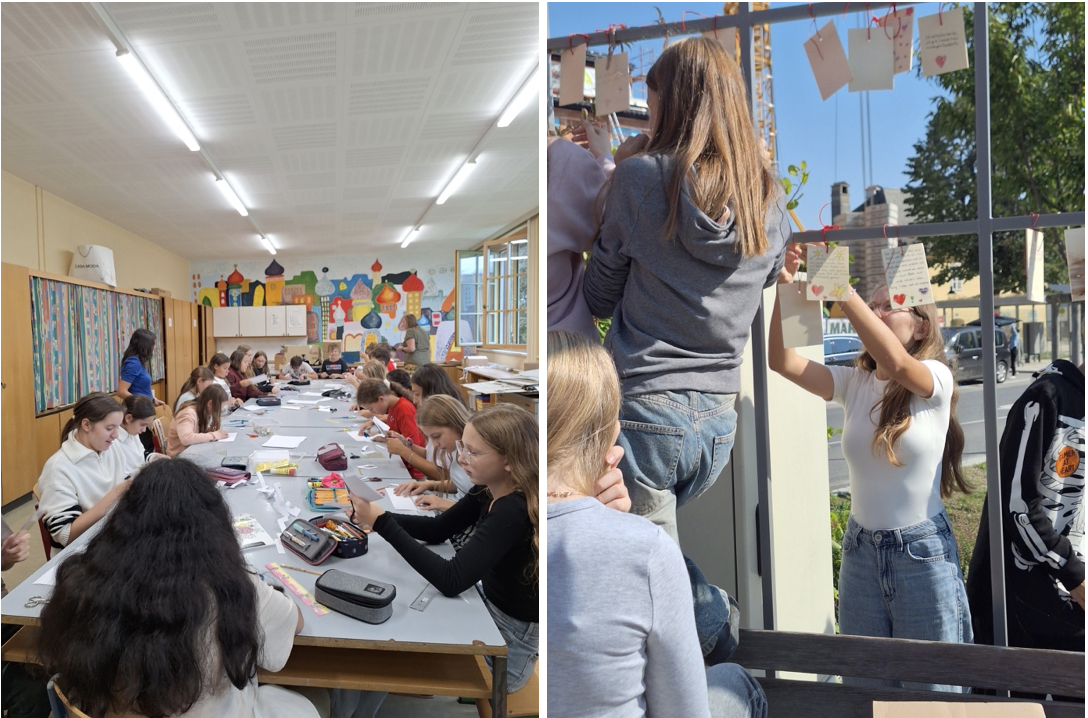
[{"x1": 30, "y1": 277, "x2": 165, "y2": 413}]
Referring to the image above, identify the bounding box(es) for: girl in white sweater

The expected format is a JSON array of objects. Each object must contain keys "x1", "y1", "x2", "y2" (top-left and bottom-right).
[
  {"x1": 37, "y1": 393, "x2": 130, "y2": 549},
  {"x1": 113, "y1": 394, "x2": 159, "y2": 478}
]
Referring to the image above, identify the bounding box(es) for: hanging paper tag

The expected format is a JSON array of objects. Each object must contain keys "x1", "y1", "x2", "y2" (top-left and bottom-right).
[
  {"x1": 559, "y1": 43, "x2": 587, "y2": 106},
  {"x1": 847, "y1": 28, "x2": 895, "y2": 92},
  {"x1": 1065, "y1": 228, "x2": 1085, "y2": 301},
  {"x1": 804, "y1": 21, "x2": 852, "y2": 101},
  {"x1": 1025, "y1": 229, "x2": 1046, "y2": 304},
  {"x1": 917, "y1": 8, "x2": 970, "y2": 77},
  {"x1": 595, "y1": 52, "x2": 630, "y2": 117},
  {"x1": 879, "y1": 7, "x2": 915, "y2": 74},
  {"x1": 778, "y1": 282, "x2": 825, "y2": 349},
  {"x1": 807, "y1": 245, "x2": 852, "y2": 302},
  {"x1": 702, "y1": 27, "x2": 739, "y2": 62},
  {"x1": 881, "y1": 244, "x2": 936, "y2": 308}
]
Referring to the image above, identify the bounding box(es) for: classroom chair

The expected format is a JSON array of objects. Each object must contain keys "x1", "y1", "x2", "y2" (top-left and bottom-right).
[
  {"x1": 31, "y1": 484, "x2": 51, "y2": 561},
  {"x1": 151, "y1": 415, "x2": 171, "y2": 455},
  {"x1": 474, "y1": 660, "x2": 538, "y2": 718},
  {"x1": 47, "y1": 676, "x2": 92, "y2": 718}
]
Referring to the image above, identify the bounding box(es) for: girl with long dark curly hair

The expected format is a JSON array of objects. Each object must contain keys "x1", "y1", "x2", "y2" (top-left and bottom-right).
[{"x1": 36, "y1": 458, "x2": 324, "y2": 718}]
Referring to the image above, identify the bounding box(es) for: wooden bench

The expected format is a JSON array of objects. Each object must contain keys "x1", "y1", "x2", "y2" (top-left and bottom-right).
[{"x1": 730, "y1": 629, "x2": 1085, "y2": 718}]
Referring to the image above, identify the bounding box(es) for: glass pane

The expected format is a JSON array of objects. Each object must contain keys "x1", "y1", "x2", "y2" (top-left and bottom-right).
[
  {"x1": 516, "y1": 274, "x2": 528, "y2": 310},
  {"x1": 516, "y1": 311, "x2": 527, "y2": 345},
  {"x1": 462, "y1": 314, "x2": 479, "y2": 345},
  {"x1": 487, "y1": 312, "x2": 499, "y2": 345},
  {"x1": 511, "y1": 239, "x2": 528, "y2": 258},
  {"x1": 487, "y1": 279, "x2": 500, "y2": 311}
]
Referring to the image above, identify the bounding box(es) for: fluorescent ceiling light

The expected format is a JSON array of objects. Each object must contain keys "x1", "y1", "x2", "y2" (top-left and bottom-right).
[
  {"x1": 116, "y1": 51, "x2": 199, "y2": 151},
  {"x1": 400, "y1": 227, "x2": 421, "y2": 249},
  {"x1": 436, "y1": 161, "x2": 477, "y2": 205},
  {"x1": 497, "y1": 66, "x2": 539, "y2": 128},
  {"x1": 260, "y1": 236, "x2": 276, "y2": 255},
  {"x1": 214, "y1": 176, "x2": 248, "y2": 216}
]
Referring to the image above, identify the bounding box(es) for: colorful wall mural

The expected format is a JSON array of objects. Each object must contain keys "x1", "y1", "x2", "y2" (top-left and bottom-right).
[{"x1": 190, "y1": 253, "x2": 471, "y2": 364}]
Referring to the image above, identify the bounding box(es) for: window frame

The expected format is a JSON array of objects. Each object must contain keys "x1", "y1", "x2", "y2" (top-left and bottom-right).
[{"x1": 481, "y1": 223, "x2": 530, "y2": 351}]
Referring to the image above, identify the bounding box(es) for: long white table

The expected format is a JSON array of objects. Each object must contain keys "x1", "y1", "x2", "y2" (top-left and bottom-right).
[{"x1": 1, "y1": 387, "x2": 510, "y2": 711}]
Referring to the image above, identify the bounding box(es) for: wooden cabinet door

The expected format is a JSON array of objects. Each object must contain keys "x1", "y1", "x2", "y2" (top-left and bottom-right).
[
  {"x1": 285, "y1": 305, "x2": 307, "y2": 336},
  {"x1": 266, "y1": 306, "x2": 286, "y2": 336},
  {"x1": 1, "y1": 263, "x2": 37, "y2": 503},
  {"x1": 212, "y1": 307, "x2": 240, "y2": 337},
  {"x1": 238, "y1": 307, "x2": 266, "y2": 337}
]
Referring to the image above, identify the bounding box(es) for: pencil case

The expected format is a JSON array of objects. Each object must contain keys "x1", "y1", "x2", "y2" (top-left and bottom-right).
[
  {"x1": 256, "y1": 397, "x2": 281, "y2": 406},
  {"x1": 314, "y1": 570, "x2": 395, "y2": 624},
  {"x1": 307, "y1": 473, "x2": 346, "y2": 489},
  {"x1": 306, "y1": 487, "x2": 352, "y2": 512},
  {"x1": 317, "y1": 443, "x2": 347, "y2": 471},
  {"x1": 279, "y1": 518, "x2": 337, "y2": 566},
  {"x1": 206, "y1": 466, "x2": 250, "y2": 485},
  {"x1": 308, "y1": 516, "x2": 368, "y2": 559}
]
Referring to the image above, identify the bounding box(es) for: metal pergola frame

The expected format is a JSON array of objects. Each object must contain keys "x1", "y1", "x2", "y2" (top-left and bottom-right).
[{"x1": 548, "y1": 1, "x2": 1086, "y2": 660}]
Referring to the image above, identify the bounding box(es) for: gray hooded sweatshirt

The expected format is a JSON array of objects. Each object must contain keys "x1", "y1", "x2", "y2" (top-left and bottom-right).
[{"x1": 584, "y1": 153, "x2": 791, "y2": 395}]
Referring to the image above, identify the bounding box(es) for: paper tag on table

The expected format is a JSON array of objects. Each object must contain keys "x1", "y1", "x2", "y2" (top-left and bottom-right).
[
  {"x1": 345, "y1": 432, "x2": 372, "y2": 442},
  {"x1": 387, "y1": 491, "x2": 420, "y2": 512},
  {"x1": 1026, "y1": 229, "x2": 1046, "y2": 304},
  {"x1": 804, "y1": 21, "x2": 852, "y2": 101},
  {"x1": 281, "y1": 405, "x2": 302, "y2": 411},
  {"x1": 1065, "y1": 227, "x2": 1085, "y2": 301},
  {"x1": 559, "y1": 43, "x2": 587, "y2": 106},
  {"x1": 879, "y1": 6, "x2": 915, "y2": 74},
  {"x1": 217, "y1": 432, "x2": 237, "y2": 443},
  {"x1": 35, "y1": 566, "x2": 57, "y2": 586},
  {"x1": 917, "y1": 7, "x2": 970, "y2": 77},
  {"x1": 241, "y1": 405, "x2": 265, "y2": 412},
  {"x1": 301, "y1": 392, "x2": 325, "y2": 397},
  {"x1": 594, "y1": 51, "x2": 630, "y2": 117},
  {"x1": 778, "y1": 282, "x2": 825, "y2": 349},
  {"x1": 848, "y1": 28, "x2": 894, "y2": 92},
  {"x1": 806, "y1": 245, "x2": 851, "y2": 302},
  {"x1": 263, "y1": 435, "x2": 307, "y2": 449},
  {"x1": 702, "y1": 27, "x2": 738, "y2": 61},
  {"x1": 250, "y1": 374, "x2": 269, "y2": 384},
  {"x1": 287, "y1": 399, "x2": 323, "y2": 405},
  {"x1": 881, "y1": 244, "x2": 935, "y2": 308}
]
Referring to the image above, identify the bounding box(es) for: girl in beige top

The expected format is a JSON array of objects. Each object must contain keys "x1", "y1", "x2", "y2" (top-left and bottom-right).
[{"x1": 166, "y1": 385, "x2": 229, "y2": 457}]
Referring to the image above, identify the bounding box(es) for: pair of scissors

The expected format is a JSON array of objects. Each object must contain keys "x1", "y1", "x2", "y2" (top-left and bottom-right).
[{"x1": 25, "y1": 595, "x2": 48, "y2": 608}]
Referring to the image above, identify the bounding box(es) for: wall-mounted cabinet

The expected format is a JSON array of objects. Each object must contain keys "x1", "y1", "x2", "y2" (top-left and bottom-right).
[{"x1": 212, "y1": 305, "x2": 306, "y2": 338}]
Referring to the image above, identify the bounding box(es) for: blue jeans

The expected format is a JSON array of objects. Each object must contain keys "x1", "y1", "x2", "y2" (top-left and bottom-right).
[
  {"x1": 479, "y1": 586, "x2": 539, "y2": 693},
  {"x1": 839, "y1": 511, "x2": 973, "y2": 692},
  {"x1": 707, "y1": 663, "x2": 768, "y2": 718},
  {"x1": 617, "y1": 390, "x2": 741, "y2": 663}
]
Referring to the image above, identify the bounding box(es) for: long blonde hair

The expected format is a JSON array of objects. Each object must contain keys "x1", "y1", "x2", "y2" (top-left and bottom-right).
[
  {"x1": 644, "y1": 37, "x2": 775, "y2": 257},
  {"x1": 359, "y1": 360, "x2": 386, "y2": 381},
  {"x1": 467, "y1": 404, "x2": 539, "y2": 582},
  {"x1": 546, "y1": 330, "x2": 620, "y2": 495},
  {"x1": 855, "y1": 293, "x2": 969, "y2": 497},
  {"x1": 417, "y1": 395, "x2": 472, "y2": 481}
]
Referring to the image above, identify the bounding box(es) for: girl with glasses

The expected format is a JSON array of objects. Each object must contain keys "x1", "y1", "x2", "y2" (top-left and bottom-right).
[{"x1": 769, "y1": 243, "x2": 972, "y2": 691}]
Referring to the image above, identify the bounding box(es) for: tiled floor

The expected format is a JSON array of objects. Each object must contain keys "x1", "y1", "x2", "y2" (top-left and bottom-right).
[{"x1": 1, "y1": 496, "x2": 482, "y2": 718}]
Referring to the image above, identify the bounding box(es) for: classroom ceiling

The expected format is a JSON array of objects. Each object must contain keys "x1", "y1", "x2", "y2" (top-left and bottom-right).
[{"x1": 1, "y1": 2, "x2": 540, "y2": 260}]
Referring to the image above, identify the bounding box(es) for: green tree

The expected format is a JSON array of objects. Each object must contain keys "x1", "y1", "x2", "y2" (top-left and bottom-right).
[{"x1": 904, "y1": 2, "x2": 1085, "y2": 294}]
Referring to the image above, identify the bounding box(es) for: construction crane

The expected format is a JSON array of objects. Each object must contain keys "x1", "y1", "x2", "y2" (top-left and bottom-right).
[{"x1": 724, "y1": 2, "x2": 777, "y2": 169}]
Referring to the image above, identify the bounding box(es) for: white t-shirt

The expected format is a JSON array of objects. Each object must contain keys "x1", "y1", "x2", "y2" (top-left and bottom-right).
[
  {"x1": 829, "y1": 360, "x2": 954, "y2": 530},
  {"x1": 112, "y1": 426, "x2": 146, "y2": 479},
  {"x1": 214, "y1": 376, "x2": 231, "y2": 395}
]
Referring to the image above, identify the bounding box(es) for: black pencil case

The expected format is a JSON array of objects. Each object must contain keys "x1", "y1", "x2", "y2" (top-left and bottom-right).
[
  {"x1": 308, "y1": 516, "x2": 368, "y2": 558},
  {"x1": 314, "y1": 570, "x2": 395, "y2": 624},
  {"x1": 280, "y1": 518, "x2": 337, "y2": 565},
  {"x1": 256, "y1": 397, "x2": 281, "y2": 406}
]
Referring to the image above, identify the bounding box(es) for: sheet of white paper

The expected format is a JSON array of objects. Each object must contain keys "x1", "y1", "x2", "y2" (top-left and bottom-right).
[
  {"x1": 806, "y1": 245, "x2": 852, "y2": 302},
  {"x1": 250, "y1": 374, "x2": 269, "y2": 384},
  {"x1": 1065, "y1": 228, "x2": 1085, "y2": 301},
  {"x1": 1026, "y1": 229, "x2": 1046, "y2": 304},
  {"x1": 317, "y1": 406, "x2": 333, "y2": 413},
  {"x1": 35, "y1": 566, "x2": 57, "y2": 586},
  {"x1": 881, "y1": 244, "x2": 936, "y2": 307},
  {"x1": 559, "y1": 43, "x2": 587, "y2": 106},
  {"x1": 917, "y1": 7, "x2": 970, "y2": 77},
  {"x1": 217, "y1": 432, "x2": 237, "y2": 443},
  {"x1": 779, "y1": 283, "x2": 826, "y2": 349},
  {"x1": 387, "y1": 491, "x2": 419, "y2": 512},
  {"x1": 594, "y1": 51, "x2": 630, "y2": 117},
  {"x1": 372, "y1": 417, "x2": 390, "y2": 433},
  {"x1": 804, "y1": 21, "x2": 852, "y2": 101},
  {"x1": 517, "y1": 369, "x2": 539, "y2": 380},
  {"x1": 879, "y1": 7, "x2": 915, "y2": 74},
  {"x1": 281, "y1": 405, "x2": 302, "y2": 410},
  {"x1": 345, "y1": 432, "x2": 373, "y2": 442},
  {"x1": 848, "y1": 28, "x2": 894, "y2": 92},
  {"x1": 287, "y1": 399, "x2": 322, "y2": 405},
  {"x1": 262, "y1": 435, "x2": 307, "y2": 449},
  {"x1": 301, "y1": 392, "x2": 326, "y2": 397},
  {"x1": 241, "y1": 405, "x2": 265, "y2": 412}
]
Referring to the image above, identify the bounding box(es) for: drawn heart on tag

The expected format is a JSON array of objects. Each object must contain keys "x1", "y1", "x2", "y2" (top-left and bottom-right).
[
  {"x1": 811, "y1": 284, "x2": 824, "y2": 296},
  {"x1": 935, "y1": 55, "x2": 946, "y2": 68},
  {"x1": 893, "y1": 293, "x2": 907, "y2": 306}
]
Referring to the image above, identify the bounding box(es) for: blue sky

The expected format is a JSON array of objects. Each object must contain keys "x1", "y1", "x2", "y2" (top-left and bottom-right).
[{"x1": 547, "y1": 2, "x2": 957, "y2": 231}]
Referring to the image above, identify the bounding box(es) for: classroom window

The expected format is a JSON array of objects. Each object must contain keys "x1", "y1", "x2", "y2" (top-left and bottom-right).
[
  {"x1": 482, "y1": 225, "x2": 529, "y2": 350},
  {"x1": 455, "y1": 249, "x2": 484, "y2": 348}
]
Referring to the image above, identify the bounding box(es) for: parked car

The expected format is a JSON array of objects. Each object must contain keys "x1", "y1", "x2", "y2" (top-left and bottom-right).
[
  {"x1": 942, "y1": 326, "x2": 1010, "y2": 383},
  {"x1": 824, "y1": 334, "x2": 864, "y2": 367}
]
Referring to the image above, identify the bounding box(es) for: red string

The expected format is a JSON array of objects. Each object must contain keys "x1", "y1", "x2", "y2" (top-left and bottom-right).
[
  {"x1": 883, "y1": 223, "x2": 900, "y2": 244},
  {"x1": 1029, "y1": 212, "x2": 1041, "y2": 230},
  {"x1": 939, "y1": 3, "x2": 943, "y2": 25},
  {"x1": 807, "y1": 3, "x2": 823, "y2": 59},
  {"x1": 567, "y1": 34, "x2": 590, "y2": 55},
  {"x1": 819, "y1": 203, "x2": 841, "y2": 243},
  {"x1": 842, "y1": 2, "x2": 850, "y2": 20}
]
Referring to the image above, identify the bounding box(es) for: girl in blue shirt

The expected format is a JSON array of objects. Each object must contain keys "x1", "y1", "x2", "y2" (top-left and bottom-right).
[{"x1": 117, "y1": 329, "x2": 163, "y2": 454}]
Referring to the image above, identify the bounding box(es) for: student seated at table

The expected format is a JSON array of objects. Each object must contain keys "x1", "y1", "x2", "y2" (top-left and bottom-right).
[
  {"x1": 408, "y1": 363, "x2": 465, "y2": 406},
  {"x1": 280, "y1": 355, "x2": 318, "y2": 381},
  {"x1": 37, "y1": 458, "x2": 328, "y2": 718},
  {"x1": 114, "y1": 394, "x2": 161, "y2": 476},
  {"x1": 347, "y1": 404, "x2": 540, "y2": 698},
  {"x1": 209, "y1": 353, "x2": 244, "y2": 408},
  {"x1": 175, "y1": 366, "x2": 216, "y2": 412},
  {"x1": 37, "y1": 393, "x2": 130, "y2": 550},
  {"x1": 345, "y1": 360, "x2": 387, "y2": 398},
  {"x1": 319, "y1": 345, "x2": 348, "y2": 378},
  {"x1": 355, "y1": 379, "x2": 425, "y2": 479},
  {"x1": 166, "y1": 385, "x2": 229, "y2": 457},
  {"x1": 251, "y1": 350, "x2": 271, "y2": 378},
  {"x1": 387, "y1": 395, "x2": 475, "y2": 513},
  {"x1": 228, "y1": 349, "x2": 277, "y2": 401},
  {"x1": 369, "y1": 343, "x2": 395, "y2": 373},
  {"x1": 387, "y1": 369, "x2": 412, "y2": 393}
]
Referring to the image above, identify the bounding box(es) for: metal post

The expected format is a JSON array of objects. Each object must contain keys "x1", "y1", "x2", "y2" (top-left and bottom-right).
[
  {"x1": 738, "y1": 2, "x2": 776, "y2": 636},
  {"x1": 1050, "y1": 302, "x2": 1059, "y2": 361},
  {"x1": 1072, "y1": 302, "x2": 1082, "y2": 366},
  {"x1": 974, "y1": 3, "x2": 1008, "y2": 654}
]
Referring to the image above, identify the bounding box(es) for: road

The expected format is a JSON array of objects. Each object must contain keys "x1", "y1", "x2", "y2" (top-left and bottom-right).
[{"x1": 825, "y1": 360, "x2": 1051, "y2": 492}]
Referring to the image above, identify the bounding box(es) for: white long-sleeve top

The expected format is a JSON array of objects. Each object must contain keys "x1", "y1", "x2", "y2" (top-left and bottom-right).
[
  {"x1": 113, "y1": 425, "x2": 146, "y2": 479},
  {"x1": 37, "y1": 434, "x2": 127, "y2": 547}
]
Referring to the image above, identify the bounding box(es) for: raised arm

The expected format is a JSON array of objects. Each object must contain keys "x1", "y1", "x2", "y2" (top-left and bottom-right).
[
  {"x1": 839, "y1": 289, "x2": 935, "y2": 398},
  {"x1": 582, "y1": 163, "x2": 639, "y2": 319},
  {"x1": 767, "y1": 243, "x2": 834, "y2": 401}
]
